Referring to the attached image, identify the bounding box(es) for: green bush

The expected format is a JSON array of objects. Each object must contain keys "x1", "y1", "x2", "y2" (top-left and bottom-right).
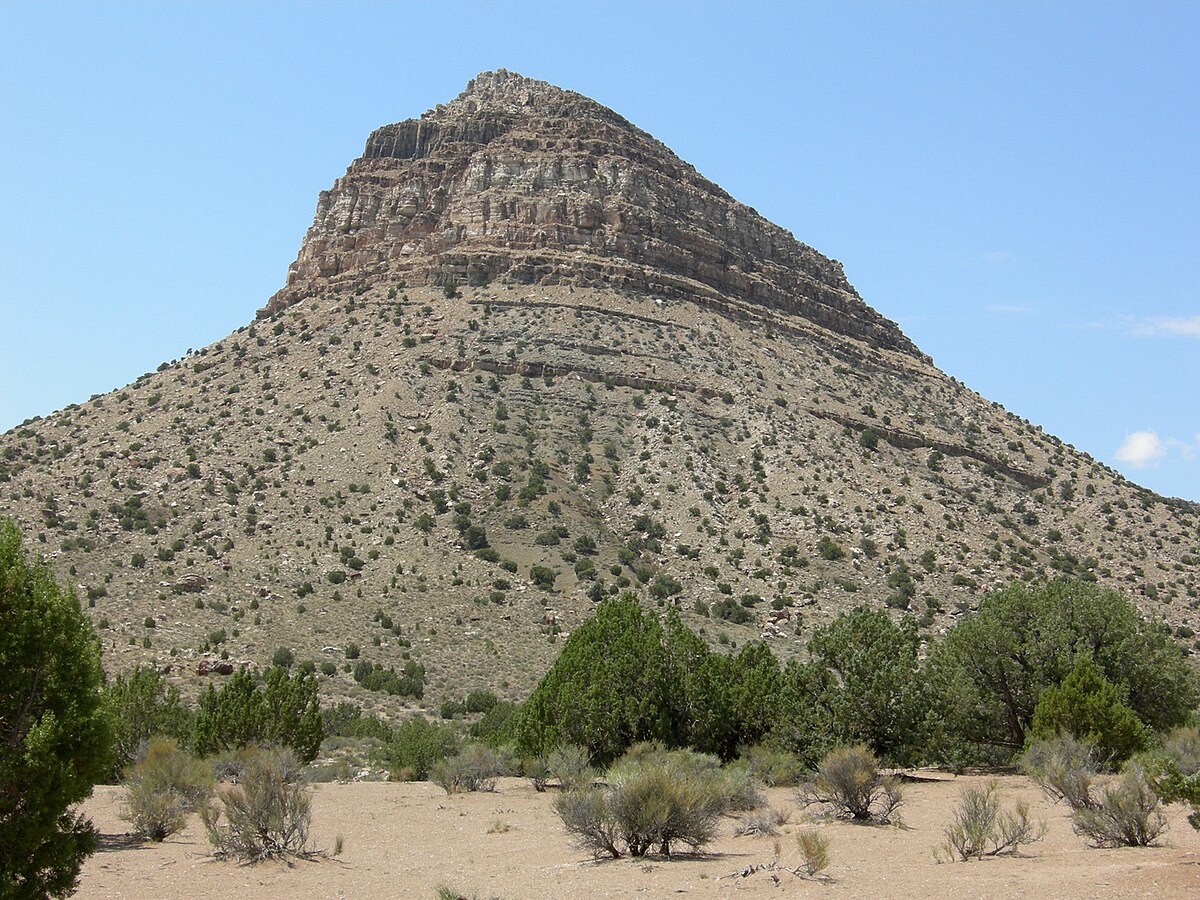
[
  {"x1": 272, "y1": 647, "x2": 295, "y2": 669},
  {"x1": 468, "y1": 700, "x2": 518, "y2": 745},
  {"x1": 103, "y1": 665, "x2": 196, "y2": 779},
  {"x1": 736, "y1": 745, "x2": 806, "y2": 787},
  {"x1": 0, "y1": 519, "x2": 112, "y2": 898},
  {"x1": 121, "y1": 737, "x2": 213, "y2": 841},
  {"x1": 320, "y1": 703, "x2": 391, "y2": 741},
  {"x1": 1030, "y1": 655, "x2": 1147, "y2": 764},
  {"x1": 1141, "y1": 726, "x2": 1200, "y2": 829},
  {"x1": 797, "y1": 745, "x2": 902, "y2": 824},
  {"x1": 381, "y1": 717, "x2": 458, "y2": 780}
]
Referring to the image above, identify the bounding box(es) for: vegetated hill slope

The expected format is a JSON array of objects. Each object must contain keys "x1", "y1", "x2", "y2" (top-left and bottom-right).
[{"x1": 2, "y1": 71, "x2": 1198, "y2": 719}]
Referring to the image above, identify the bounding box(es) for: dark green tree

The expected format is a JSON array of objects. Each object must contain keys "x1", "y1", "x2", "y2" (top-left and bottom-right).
[
  {"x1": 193, "y1": 667, "x2": 322, "y2": 762},
  {"x1": 103, "y1": 665, "x2": 195, "y2": 778},
  {"x1": 660, "y1": 609, "x2": 733, "y2": 757},
  {"x1": 724, "y1": 641, "x2": 784, "y2": 756},
  {"x1": 1, "y1": 519, "x2": 112, "y2": 898},
  {"x1": 805, "y1": 606, "x2": 928, "y2": 765},
  {"x1": 926, "y1": 579, "x2": 1197, "y2": 764},
  {"x1": 768, "y1": 658, "x2": 837, "y2": 768},
  {"x1": 260, "y1": 667, "x2": 323, "y2": 762},
  {"x1": 1029, "y1": 655, "x2": 1147, "y2": 764},
  {"x1": 383, "y1": 717, "x2": 458, "y2": 780},
  {"x1": 514, "y1": 596, "x2": 671, "y2": 764}
]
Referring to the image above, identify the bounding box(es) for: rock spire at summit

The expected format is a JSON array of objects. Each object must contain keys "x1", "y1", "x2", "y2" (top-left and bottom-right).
[{"x1": 264, "y1": 70, "x2": 923, "y2": 359}]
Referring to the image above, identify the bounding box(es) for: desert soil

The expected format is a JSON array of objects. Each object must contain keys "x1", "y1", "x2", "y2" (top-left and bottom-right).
[{"x1": 76, "y1": 774, "x2": 1200, "y2": 899}]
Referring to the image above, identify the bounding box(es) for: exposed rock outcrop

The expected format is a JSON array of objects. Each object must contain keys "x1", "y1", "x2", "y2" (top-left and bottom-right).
[{"x1": 264, "y1": 70, "x2": 924, "y2": 360}]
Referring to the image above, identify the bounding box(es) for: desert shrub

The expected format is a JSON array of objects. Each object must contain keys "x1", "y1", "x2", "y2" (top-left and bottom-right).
[
  {"x1": 121, "y1": 737, "x2": 213, "y2": 842},
  {"x1": 1030, "y1": 655, "x2": 1147, "y2": 764},
  {"x1": 201, "y1": 747, "x2": 315, "y2": 861},
  {"x1": 381, "y1": 716, "x2": 458, "y2": 780},
  {"x1": 1024, "y1": 736, "x2": 1168, "y2": 847},
  {"x1": 797, "y1": 745, "x2": 902, "y2": 824},
  {"x1": 0, "y1": 519, "x2": 112, "y2": 899},
  {"x1": 1141, "y1": 726, "x2": 1200, "y2": 829},
  {"x1": 525, "y1": 756, "x2": 550, "y2": 792},
  {"x1": 431, "y1": 743, "x2": 506, "y2": 794},
  {"x1": 554, "y1": 787, "x2": 622, "y2": 859},
  {"x1": 936, "y1": 780, "x2": 1045, "y2": 861},
  {"x1": 737, "y1": 744, "x2": 806, "y2": 787},
  {"x1": 718, "y1": 765, "x2": 767, "y2": 811},
  {"x1": 556, "y1": 749, "x2": 730, "y2": 858},
  {"x1": 796, "y1": 829, "x2": 832, "y2": 877},
  {"x1": 1020, "y1": 734, "x2": 1099, "y2": 811},
  {"x1": 548, "y1": 744, "x2": 594, "y2": 789},
  {"x1": 1071, "y1": 765, "x2": 1167, "y2": 848}
]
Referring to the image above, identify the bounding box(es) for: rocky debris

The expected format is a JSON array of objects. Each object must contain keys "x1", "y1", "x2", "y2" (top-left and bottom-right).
[{"x1": 175, "y1": 572, "x2": 207, "y2": 592}]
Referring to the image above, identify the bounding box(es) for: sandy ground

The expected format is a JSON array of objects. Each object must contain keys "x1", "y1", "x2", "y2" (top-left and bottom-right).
[{"x1": 76, "y1": 774, "x2": 1200, "y2": 899}]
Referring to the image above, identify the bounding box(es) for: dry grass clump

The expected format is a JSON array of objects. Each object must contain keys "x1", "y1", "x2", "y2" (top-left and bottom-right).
[
  {"x1": 795, "y1": 829, "x2": 832, "y2": 877},
  {"x1": 935, "y1": 780, "x2": 1045, "y2": 861},
  {"x1": 732, "y1": 806, "x2": 788, "y2": 837}
]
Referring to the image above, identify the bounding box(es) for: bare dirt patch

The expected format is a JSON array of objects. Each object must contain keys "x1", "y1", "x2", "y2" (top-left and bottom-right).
[{"x1": 76, "y1": 774, "x2": 1200, "y2": 898}]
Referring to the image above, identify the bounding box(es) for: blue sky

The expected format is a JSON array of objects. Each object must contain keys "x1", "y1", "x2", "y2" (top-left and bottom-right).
[{"x1": 2, "y1": 2, "x2": 1198, "y2": 500}]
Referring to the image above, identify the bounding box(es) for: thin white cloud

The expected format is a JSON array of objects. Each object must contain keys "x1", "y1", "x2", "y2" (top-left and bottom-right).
[
  {"x1": 1124, "y1": 315, "x2": 1200, "y2": 338},
  {"x1": 986, "y1": 304, "x2": 1032, "y2": 315},
  {"x1": 982, "y1": 250, "x2": 1011, "y2": 264},
  {"x1": 1115, "y1": 431, "x2": 1166, "y2": 468}
]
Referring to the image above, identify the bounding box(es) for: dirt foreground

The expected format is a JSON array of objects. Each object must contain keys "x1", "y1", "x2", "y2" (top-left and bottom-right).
[{"x1": 76, "y1": 774, "x2": 1200, "y2": 899}]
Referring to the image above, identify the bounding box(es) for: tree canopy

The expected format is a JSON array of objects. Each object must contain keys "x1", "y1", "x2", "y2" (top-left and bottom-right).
[
  {"x1": 1, "y1": 519, "x2": 112, "y2": 898},
  {"x1": 193, "y1": 666, "x2": 323, "y2": 762},
  {"x1": 926, "y1": 579, "x2": 1197, "y2": 763}
]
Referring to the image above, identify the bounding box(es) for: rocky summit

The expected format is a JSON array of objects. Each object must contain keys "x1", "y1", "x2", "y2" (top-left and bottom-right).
[{"x1": 3, "y1": 71, "x2": 1198, "y2": 716}]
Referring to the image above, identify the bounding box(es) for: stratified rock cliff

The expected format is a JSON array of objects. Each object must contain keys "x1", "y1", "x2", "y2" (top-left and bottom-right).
[{"x1": 264, "y1": 70, "x2": 924, "y2": 359}]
